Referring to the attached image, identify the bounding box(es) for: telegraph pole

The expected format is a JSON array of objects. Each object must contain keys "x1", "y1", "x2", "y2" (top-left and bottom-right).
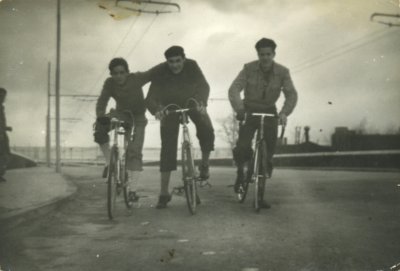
[
  {"x1": 46, "y1": 62, "x2": 51, "y2": 167},
  {"x1": 55, "y1": 0, "x2": 61, "y2": 173}
]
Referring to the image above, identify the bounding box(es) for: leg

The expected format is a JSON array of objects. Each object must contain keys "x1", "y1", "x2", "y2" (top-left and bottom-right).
[
  {"x1": 160, "y1": 171, "x2": 171, "y2": 196},
  {"x1": 99, "y1": 143, "x2": 111, "y2": 165},
  {"x1": 125, "y1": 115, "x2": 147, "y2": 198},
  {"x1": 93, "y1": 120, "x2": 110, "y2": 178},
  {"x1": 159, "y1": 114, "x2": 180, "y2": 172},
  {"x1": 0, "y1": 153, "x2": 7, "y2": 182},
  {"x1": 156, "y1": 171, "x2": 173, "y2": 209},
  {"x1": 263, "y1": 117, "x2": 278, "y2": 177},
  {"x1": 189, "y1": 111, "x2": 215, "y2": 179},
  {"x1": 156, "y1": 115, "x2": 179, "y2": 208},
  {"x1": 232, "y1": 117, "x2": 257, "y2": 192}
]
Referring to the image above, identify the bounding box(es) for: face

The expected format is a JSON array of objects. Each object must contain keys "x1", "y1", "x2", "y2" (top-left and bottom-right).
[
  {"x1": 257, "y1": 47, "x2": 275, "y2": 69},
  {"x1": 166, "y1": 55, "x2": 185, "y2": 74},
  {"x1": 111, "y1": 65, "x2": 129, "y2": 85}
]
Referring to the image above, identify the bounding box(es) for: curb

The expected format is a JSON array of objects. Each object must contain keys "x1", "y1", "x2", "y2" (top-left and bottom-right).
[{"x1": 0, "y1": 175, "x2": 77, "y2": 230}]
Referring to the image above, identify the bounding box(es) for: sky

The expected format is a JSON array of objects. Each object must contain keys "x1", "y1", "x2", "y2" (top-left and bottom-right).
[{"x1": 0, "y1": 0, "x2": 399, "y2": 149}]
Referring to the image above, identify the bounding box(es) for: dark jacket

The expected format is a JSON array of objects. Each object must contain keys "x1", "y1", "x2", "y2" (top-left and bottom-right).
[
  {"x1": 145, "y1": 59, "x2": 210, "y2": 115},
  {"x1": 96, "y1": 71, "x2": 152, "y2": 117}
]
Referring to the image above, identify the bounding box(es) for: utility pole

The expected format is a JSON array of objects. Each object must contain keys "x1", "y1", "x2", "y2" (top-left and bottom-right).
[
  {"x1": 46, "y1": 62, "x2": 51, "y2": 167},
  {"x1": 55, "y1": 0, "x2": 61, "y2": 173}
]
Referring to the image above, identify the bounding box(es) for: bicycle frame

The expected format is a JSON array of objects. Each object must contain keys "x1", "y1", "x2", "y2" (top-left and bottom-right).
[
  {"x1": 163, "y1": 105, "x2": 199, "y2": 214},
  {"x1": 237, "y1": 112, "x2": 279, "y2": 211},
  {"x1": 107, "y1": 113, "x2": 135, "y2": 219}
]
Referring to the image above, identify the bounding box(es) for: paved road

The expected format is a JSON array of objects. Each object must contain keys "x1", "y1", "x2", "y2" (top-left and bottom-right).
[{"x1": 1, "y1": 166, "x2": 399, "y2": 271}]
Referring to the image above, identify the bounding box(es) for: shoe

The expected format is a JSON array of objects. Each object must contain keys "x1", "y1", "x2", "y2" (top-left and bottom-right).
[
  {"x1": 128, "y1": 191, "x2": 139, "y2": 202},
  {"x1": 0, "y1": 176, "x2": 6, "y2": 182},
  {"x1": 102, "y1": 165, "x2": 108, "y2": 178},
  {"x1": 234, "y1": 170, "x2": 244, "y2": 193},
  {"x1": 156, "y1": 194, "x2": 172, "y2": 209},
  {"x1": 198, "y1": 164, "x2": 210, "y2": 180},
  {"x1": 257, "y1": 200, "x2": 271, "y2": 209}
]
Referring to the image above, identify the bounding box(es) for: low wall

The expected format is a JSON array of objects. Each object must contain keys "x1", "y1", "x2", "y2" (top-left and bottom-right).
[
  {"x1": 7, "y1": 152, "x2": 37, "y2": 169},
  {"x1": 144, "y1": 150, "x2": 400, "y2": 170},
  {"x1": 273, "y1": 150, "x2": 400, "y2": 169}
]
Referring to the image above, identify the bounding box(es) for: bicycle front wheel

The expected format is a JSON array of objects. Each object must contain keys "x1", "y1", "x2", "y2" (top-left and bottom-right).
[
  {"x1": 107, "y1": 146, "x2": 119, "y2": 220},
  {"x1": 254, "y1": 141, "x2": 268, "y2": 212},
  {"x1": 182, "y1": 141, "x2": 197, "y2": 215}
]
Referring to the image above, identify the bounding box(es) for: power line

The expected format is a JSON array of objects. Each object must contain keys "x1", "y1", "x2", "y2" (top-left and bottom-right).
[
  {"x1": 291, "y1": 28, "x2": 388, "y2": 69},
  {"x1": 64, "y1": 2, "x2": 171, "y2": 144},
  {"x1": 292, "y1": 28, "x2": 398, "y2": 74},
  {"x1": 63, "y1": 13, "x2": 144, "y2": 142},
  {"x1": 86, "y1": 14, "x2": 141, "y2": 96},
  {"x1": 126, "y1": 14, "x2": 159, "y2": 59}
]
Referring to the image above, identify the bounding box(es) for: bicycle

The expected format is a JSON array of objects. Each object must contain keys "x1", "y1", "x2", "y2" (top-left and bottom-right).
[
  {"x1": 236, "y1": 113, "x2": 285, "y2": 212},
  {"x1": 104, "y1": 110, "x2": 135, "y2": 220},
  {"x1": 161, "y1": 99, "x2": 210, "y2": 214}
]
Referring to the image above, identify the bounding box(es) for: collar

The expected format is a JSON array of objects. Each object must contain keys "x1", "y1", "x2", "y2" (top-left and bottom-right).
[{"x1": 257, "y1": 61, "x2": 276, "y2": 74}]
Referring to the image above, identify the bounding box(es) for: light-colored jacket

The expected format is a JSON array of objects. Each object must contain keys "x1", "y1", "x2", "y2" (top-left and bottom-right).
[{"x1": 228, "y1": 61, "x2": 298, "y2": 116}]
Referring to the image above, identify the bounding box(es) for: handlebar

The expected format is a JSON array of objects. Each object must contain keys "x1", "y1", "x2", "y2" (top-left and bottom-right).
[
  {"x1": 245, "y1": 112, "x2": 286, "y2": 139},
  {"x1": 161, "y1": 98, "x2": 201, "y2": 115},
  {"x1": 251, "y1": 113, "x2": 276, "y2": 118}
]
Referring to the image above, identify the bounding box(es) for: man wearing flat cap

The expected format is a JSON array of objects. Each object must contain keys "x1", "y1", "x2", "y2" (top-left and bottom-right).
[{"x1": 146, "y1": 46, "x2": 215, "y2": 209}]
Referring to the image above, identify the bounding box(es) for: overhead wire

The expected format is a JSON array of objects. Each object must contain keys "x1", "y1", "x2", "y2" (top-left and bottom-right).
[
  {"x1": 292, "y1": 28, "x2": 398, "y2": 74},
  {"x1": 63, "y1": 1, "x2": 169, "y2": 144},
  {"x1": 61, "y1": 8, "x2": 143, "y2": 143}
]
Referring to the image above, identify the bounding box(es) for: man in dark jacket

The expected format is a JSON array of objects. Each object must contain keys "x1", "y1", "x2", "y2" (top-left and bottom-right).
[
  {"x1": 0, "y1": 88, "x2": 12, "y2": 182},
  {"x1": 228, "y1": 38, "x2": 298, "y2": 208},
  {"x1": 146, "y1": 46, "x2": 215, "y2": 209},
  {"x1": 95, "y1": 58, "x2": 152, "y2": 201}
]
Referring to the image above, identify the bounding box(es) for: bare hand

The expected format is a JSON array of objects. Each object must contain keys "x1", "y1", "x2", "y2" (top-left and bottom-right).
[
  {"x1": 278, "y1": 113, "x2": 287, "y2": 126},
  {"x1": 155, "y1": 111, "x2": 165, "y2": 121},
  {"x1": 197, "y1": 104, "x2": 207, "y2": 115}
]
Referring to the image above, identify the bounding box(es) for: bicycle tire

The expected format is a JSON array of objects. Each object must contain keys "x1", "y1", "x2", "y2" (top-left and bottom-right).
[
  {"x1": 254, "y1": 141, "x2": 268, "y2": 212},
  {"x1": 107, "y1": 146, "x2": 118, "y2": 220},
  {"x1": 253, "y1": 143, "x2": 261, "y2": 211},
  {"x1": 181, "y1": 141, "x2": 197, "y2": 214}
]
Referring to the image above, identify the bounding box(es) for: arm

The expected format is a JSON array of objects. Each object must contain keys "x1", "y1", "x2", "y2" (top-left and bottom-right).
[
  {"x1": 228, "y1": 66, "x2": 247, "y2": 113},
  {"x1": 278, "y1": 69, "x2": 298, "y2": 126},
  {"x1": 134, "y1": 64, "x2": 160, "y2": 87},
  {"x1": 279, "y1": 69, "x2": 298, "y2": 117},
  {"x1": 191, "y1": 61, "x2": 210, "y2": 106},
  {"x1": 145, "y1": 83, "x2": 162, "y2": 116},
  {"x1": 95, "y1": 79, "x2": 112, "y2": 117}
]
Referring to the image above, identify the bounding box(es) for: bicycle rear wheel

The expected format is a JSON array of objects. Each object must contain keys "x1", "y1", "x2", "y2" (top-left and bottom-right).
[
  {"x1": 107, "y1": 146, "x2": 119, "y2": 220},
  {"x1": 182, "y1": 141, "x2": 197, "y2": 215},
  {"x1": 254, "y1": 141, "x2": 268, "y2": 212}
]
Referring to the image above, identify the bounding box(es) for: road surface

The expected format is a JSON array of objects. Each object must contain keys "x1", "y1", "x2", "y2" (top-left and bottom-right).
[{"x1": 1, "y1": 166, "x2": 399, "y2": 271}]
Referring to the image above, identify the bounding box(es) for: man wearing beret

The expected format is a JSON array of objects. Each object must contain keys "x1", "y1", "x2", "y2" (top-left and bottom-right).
[{"x1": 146, "y1": 46, "x2": 215, "y2": 209}]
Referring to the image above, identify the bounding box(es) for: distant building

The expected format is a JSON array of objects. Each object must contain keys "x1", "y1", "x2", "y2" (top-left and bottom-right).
[{"x1": 331, "y1": 127, "x2": 400, "y2": 151}]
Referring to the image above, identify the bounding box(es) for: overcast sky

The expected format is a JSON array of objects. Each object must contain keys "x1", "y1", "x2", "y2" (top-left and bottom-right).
[{"x1": 0, "y1": 0, "x2": 399, "y2": 148}]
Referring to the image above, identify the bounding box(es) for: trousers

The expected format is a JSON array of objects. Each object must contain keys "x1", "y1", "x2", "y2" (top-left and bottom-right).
[{"x1": 159, "y1": 110, "x2": 214, "y2": 172}]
